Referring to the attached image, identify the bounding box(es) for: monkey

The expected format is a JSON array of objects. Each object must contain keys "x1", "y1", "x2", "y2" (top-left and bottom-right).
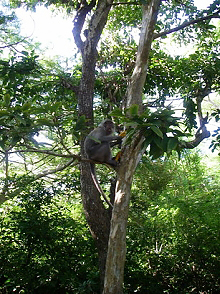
[{"x1": 84, "y1": 119, "x2": 122, "y2": 207}]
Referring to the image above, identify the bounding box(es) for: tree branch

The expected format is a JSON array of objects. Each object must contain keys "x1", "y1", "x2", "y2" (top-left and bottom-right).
[
  {"x1": 34, "y1": 157, "x2": 77, "y2": 180},
  {"x1": 0, "y1": 157, "x2": 78, "y2": 202},
  {"x1": 8, "y1": 147, "x2": 108, "y2": 165},
  {"x1": 125, "y1": 0, "x2": 162, "y2": 109},
  {"x1": 60, "y1": 77, "x2": 79, "y2": 94},
  {"x1": 180, "y1": 126, "x2": 210, "y2": 149},
  {"x1": 154, "y1": 9, "x2": 220, "y2": 39},
  {"x1": 0, "y1": 147, "x2": 113, "y2": 202},
  {"x1": 8, "y1": 148, "x2": 76, "y2": 158},
  {"x1": 180, "y1": 86, "x2": 211, "y2": 149},
  {"x1": 0, "y1": 36, "x2": 29, "y2": 49},
  {"x1": 72, "y1": 0, "x2": 96, "y2": 52},
  {"x1": 111, "y1": 1, "x2": 139, "y2": 5}
]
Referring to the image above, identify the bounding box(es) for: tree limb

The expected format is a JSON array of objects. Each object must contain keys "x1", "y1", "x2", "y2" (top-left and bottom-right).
[
  {"x1": 34, "y1": 157, "x2": 77, "y2": 180},
  {"x1": 180, "y1": 126, "x2": 210, "y2": 149},
  {"x1": 154, "y1": 9, "x2": 220, "y2": 39},
  {"x1": 72, "y1": 0, "x2": 96, "y2": 52},
  {"x1": 8, "y1": 147, "x2": 109, "y2": 165},
  {"x1": 0, "y1": 36, "x2": 29, "y2": 49},
  {"x1": 111, "y1": 1, "x2": 140, "y2": 5},
  {"x1": 8, "y1": 148, "x2": 76, "y2": 158},
  {"x1": 0, "y1": 149, "x2": 106, "y2": 202},
  {"x1": 60, "y1": 77, "x2": 79, "y2": 94},
  {"x1": 125, "y1": 0, "x2": 162, "y2": 109},
  {"x1": 0, "y1": 158, "x2": 77, "y2": 202},
  {"x1": 180, "y1": 86, "x2": 211, "y2": 149}
]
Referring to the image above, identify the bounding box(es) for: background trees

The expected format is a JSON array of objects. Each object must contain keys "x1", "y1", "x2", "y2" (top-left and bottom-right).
[
  {"x1": 1, "y1": 152, "x2": 220, "y2": 293},
  {"x1": 0, "y1": 0, "x2": 220, "y2": 293}
]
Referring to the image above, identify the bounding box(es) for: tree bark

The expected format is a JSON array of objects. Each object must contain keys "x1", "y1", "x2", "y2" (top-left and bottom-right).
[
  {"x1": 80, "y1": 162, "x2": 111, "y2": 288},
  {"x1": 103, "y1": 133, "x2": 143, "y2": 294},
  {"x1": 72, "y1": 0, "x2": 115, "y2": 289},
  {"x1": 103, "y1": 1, "x2": 162, "y2": 293},
  {"x1": 125, "y1": 0, "x2": 162, "y2": 109}
]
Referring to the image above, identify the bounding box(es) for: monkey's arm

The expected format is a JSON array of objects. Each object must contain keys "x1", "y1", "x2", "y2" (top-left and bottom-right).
[
  {"x1": 100, "y1": 135, "x2": 122, "y2": 143},
  {"x1": 87, "y1": 134, "x2": 121, "y2": 145},
  {"x1": 110, "y1": 130, "x2": 126, "y2": 147},
  {"x1": 110, "y1": 138, "x2": 122, "y2": 147}
]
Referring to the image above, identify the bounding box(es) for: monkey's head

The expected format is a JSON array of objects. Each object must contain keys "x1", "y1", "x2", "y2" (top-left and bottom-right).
[{"x1": 101, "y1": 119, "x2": 114, "y2": 135}]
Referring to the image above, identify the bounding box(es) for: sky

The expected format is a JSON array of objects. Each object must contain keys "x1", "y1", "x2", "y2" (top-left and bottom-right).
[
  {"x1": 15, "y1": 6, "x2": 76, "y2": 59},
  {"x1": 12, "y1": 0, "x2": 213, "y2": 59}
]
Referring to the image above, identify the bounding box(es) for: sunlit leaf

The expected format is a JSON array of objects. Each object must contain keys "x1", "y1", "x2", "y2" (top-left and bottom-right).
[
  {"x1": 129, "y1": 104, "x2": 139, "y2": 117},
  {"x1": 110, "y1": 107, "x2": 124, "y2": 117}
]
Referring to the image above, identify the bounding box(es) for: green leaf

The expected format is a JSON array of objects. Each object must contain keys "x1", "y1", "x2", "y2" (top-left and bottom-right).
[
  {"x1": 142, "y1": 135, "x2": 153, "y2": 150},
  {"x1": 150, "y1": 126, "x2": 163, "y2": 138},
  {"x1": 167, "y1": 137, "x2": 178, "y2": 151},
  {"x1": 15, "y1": 114, "x2": 27, "y2": 125},
  {"x1": 72, "y1": 133, "x2": 79, "y2": 141},
  {"x1": 110, "y1": 107, "x2": 124, "y2": 117},
  {"x1": 128, "y1": 104, "x2": 139, "y2": 117},
  {"x1": 153, "y1": 136, "x2": 163, "y2": 150},
  {"x1": 149, "y1": 142, "x2": 164, "y2": 159},
  {"x1": 124, "y1": 129, "x2": 136, "y2": 145},
  {"x1": 88, "y1": 135, "x2": 101, "y2": 144},
  {"x1": 0, "y1": 110, "x2": 9, "y2": 120},
  {"x1": 172, "y1": 129, "x2": 186, "y2": 137},
  {"x1": 11, "y1": 135, "x2": 20, "y2": 145},
  {"x1": 21, "y1": 51, "x2": 29, "y2": 56},
  {"x1": 0, "y1": 140, "x2": 5, "y2": 149},
  {"x1": 75, "y1": 115, "x2": 86, "y2": 131},
  {"x1": 36, "y1": 118, "x2": 54, "y2": 126},
  {"x1": 50, "y1": 102, "x2": 61, "y2": 112},
  {"x1": 125, "y1": 122, "x2": 138, "y2": 128},
  {"x1": 4, "y1": 94, "x2": 10, "y2": 107},
  {"x1": 22, "y1": 102, "x2": 31, "y2": 111}
]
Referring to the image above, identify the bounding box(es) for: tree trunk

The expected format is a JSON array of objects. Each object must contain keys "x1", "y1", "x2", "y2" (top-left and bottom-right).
[
  {"x1": 73, "y1": 0, "x2": 114, "y2": 289},
  {"x1": 78, "y1": 32, "x2": 111, "y2": 294},
  {"x1": 103, "y1": 133, "x2": 143, "y2": 293},
  {"x1": 126, "y1": 0, "x2": 162, "y2": 108},
  {"x1": 103, "y1": 1, "x2": 161, "y2": 293},
  {"x1": 80, "y1": 162, "x2": 111, "y2": 288}
]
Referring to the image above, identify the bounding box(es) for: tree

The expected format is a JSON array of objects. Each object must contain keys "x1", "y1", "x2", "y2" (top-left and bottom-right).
[{"x1": 2, "y1": 0, "x2": 220, "y2": 292}]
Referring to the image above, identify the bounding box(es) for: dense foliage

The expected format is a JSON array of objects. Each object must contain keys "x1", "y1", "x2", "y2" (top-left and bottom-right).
[
  {"x1": 0, "y1": 153, "x2": 220, "y2": 293},
  {"x1": 0, "y1": 182, "x2": 99, "y2": 294},
  {"x1": 126, "y1": 152, "x2": 220, "y2": 293}
]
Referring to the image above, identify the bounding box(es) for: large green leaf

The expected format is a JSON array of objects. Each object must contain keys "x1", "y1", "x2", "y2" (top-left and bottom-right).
[
  {"x1": 150, "y1": 125, "x2": 163, "y2": 138},
  {"x1": 167, "y1": 137, "x2": 178, "y2": 151}
]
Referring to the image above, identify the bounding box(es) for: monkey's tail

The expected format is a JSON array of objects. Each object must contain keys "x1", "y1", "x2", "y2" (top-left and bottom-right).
[{"x1": 90, "y1": 163, "x2": 113, "y2": 208}]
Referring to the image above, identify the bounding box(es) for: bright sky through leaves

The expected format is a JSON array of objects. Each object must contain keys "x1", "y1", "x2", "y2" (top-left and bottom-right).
[{"x1": 10, "y1": 0, "x2": 213, "y2": 59}]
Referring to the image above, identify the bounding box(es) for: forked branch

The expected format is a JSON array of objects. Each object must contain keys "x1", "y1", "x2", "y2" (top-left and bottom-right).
[
  {"x1": 72, "y1": 0, "x2": 96, "y2": 52},
  {"x1": 181, "y1": 87, "x2": 211, "y2": 149}
]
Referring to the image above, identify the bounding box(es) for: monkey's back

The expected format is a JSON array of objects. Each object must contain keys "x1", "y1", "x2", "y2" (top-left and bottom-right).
[{"x1": 84, "y1": 127, "x2": 104, "y2": 154}]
